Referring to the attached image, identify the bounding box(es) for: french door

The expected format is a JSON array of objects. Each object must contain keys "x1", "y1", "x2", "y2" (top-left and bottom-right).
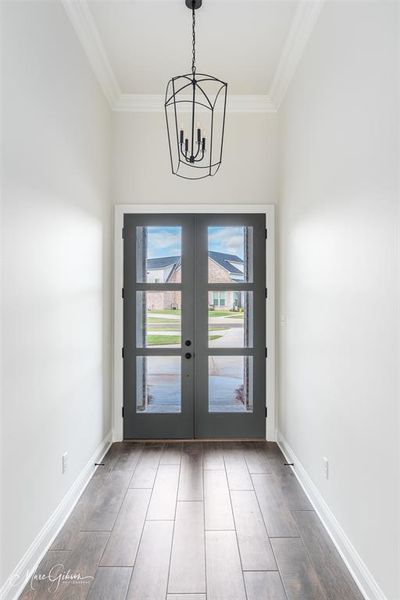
[{"x1": 123, "y1": 213, "x2": 266, "y2": 439}]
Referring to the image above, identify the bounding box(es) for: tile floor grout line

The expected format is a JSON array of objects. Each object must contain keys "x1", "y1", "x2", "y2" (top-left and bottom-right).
[
  {"x1": 242, "y1": 443, "x2": 283, "y2": 588},
  {"x1": 165, "y1": 444, "x2": 183, "y2": 599},
  {"x1": 202, "y1": 443, "x2": 209, "y2": 600},
  {"x1": 95, "y1": 447, "x2": 144, "y2": 568},
  {"x1": 112, "y1": 443, "x2": 144, "y2": 474},
  {"x1": 83, "y1": 448, "x2": 143, "y2": 598},
  {"x1": 241, "y1": 448, "x2": 278, "y2": 561},
  {"x1": 250, "y1": 468, "x2": 290, "y2": 600},
  {"x1": 242, "y1": 568, "x2": 280, "y2": 572},
  {"x1": 123, "y1": 443, "x2": 165, "y2": 600},
  {"x1": 223, "y1": 445, "x2": 250, "y2": 600}
]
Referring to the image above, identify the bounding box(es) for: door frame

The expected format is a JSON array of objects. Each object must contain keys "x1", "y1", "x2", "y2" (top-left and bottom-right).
[{"x1": 113, "y1": 204, "x2": 276, "y2": 442}]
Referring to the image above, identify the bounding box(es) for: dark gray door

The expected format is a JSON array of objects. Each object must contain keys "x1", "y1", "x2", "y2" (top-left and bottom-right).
[
  {"x1": 194, "y1": 214, "x2": 266, "y2": 438},
  {"x1": 123, "y1": 214, "x2": 195, "y2": 439},
  {"x1": 123, "y1": 213, "x2": 265, "y2": 439}
]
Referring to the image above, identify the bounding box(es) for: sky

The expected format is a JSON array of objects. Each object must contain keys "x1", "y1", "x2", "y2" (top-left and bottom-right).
[
  {"x1": 146, "y1": 227, "x2": 181, "y2": 259},
  {"x1": 208, "y1": 227, "x2": 245, "y2": 258},
  {"x1": 146, "y1": 226, "x2": 245, "y2": 259}
]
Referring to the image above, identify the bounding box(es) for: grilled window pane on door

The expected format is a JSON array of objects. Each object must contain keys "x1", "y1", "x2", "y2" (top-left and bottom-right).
[
  {"x1": 208, "y1": 291, "x2": 253, "y2": 348},
  {"x1": 208, "y1": 226, "x2": 253, "y2": 283},
  {"x1": 136, "y1": 291, "x2": 182, "y2": 348},
  {"x1": 136, "y1": 226, "x2": 182, "y2": 283},
  {"x1": 208, "y1": 356, "x2": 253, "y2": 413},
  {"x1": 136, "y1": 356, "x2": 181, "y2": 414}
]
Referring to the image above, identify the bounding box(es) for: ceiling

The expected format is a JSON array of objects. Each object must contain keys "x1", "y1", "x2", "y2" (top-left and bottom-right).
[
  {"x1": 63, "y1": 0, "x2": 324, "y2": 111},
  {"x1": 87, "y1": 0, "x2": 296, "y2": 95}
]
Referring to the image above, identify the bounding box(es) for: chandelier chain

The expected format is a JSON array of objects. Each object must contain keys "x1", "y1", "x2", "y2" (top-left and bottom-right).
[
  {"x1": 192, "y1": 3, "x2": 196, "y2": 74},
  {"x1": 164, "y1": 0, "x2": 227, "y2": 178}
]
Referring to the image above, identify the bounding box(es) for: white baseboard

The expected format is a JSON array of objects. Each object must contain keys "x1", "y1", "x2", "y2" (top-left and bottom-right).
[
  {"x1": 277, "y1": 432, "x2": 388, "y2": 600},
  {"x1": 0, "y1": 432, "x2": 112, "y2": 600}
]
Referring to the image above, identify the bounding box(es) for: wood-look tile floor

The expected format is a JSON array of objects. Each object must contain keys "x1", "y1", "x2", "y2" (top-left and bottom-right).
[{"x1": 20, "y1": 442, "x2": 364, "y2": 600}]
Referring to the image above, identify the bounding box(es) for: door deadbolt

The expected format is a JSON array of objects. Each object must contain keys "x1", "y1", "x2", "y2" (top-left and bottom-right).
[
  {"x1": 185, "y1": 340, "x2": 192, "y2": 346},
  {"x1": 185, "y1": 352, "x2": 192, "y2": 359}
]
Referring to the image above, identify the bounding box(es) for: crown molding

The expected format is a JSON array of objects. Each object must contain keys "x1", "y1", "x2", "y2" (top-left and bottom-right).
[
  {"x1": 269, "y1": 0, "x2": 325, "y2": 110},
  {"x1": 227, "y1": 94, "x2": 276, "y2": 113},
  {"x1": 63, "y1": 0, "x2": 323, "y2": 113},
  {"x1": 114, "y1": 93, "x2": 276, "y2": 113},
  {"x1": 61, "y1": 0, "x2": 121, "y2": 106}
]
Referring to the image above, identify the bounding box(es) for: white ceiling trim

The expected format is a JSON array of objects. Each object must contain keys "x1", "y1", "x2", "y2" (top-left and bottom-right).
[
  {"x1": 269, "y1": 0, "x2": 325, "y2": 109},
  {"x1": 115, "y1": 93, "x2": 276, "y2": 113},
  {"x1": 63, "y1": 0, "x2": 324, "y2": 113},
  {"x1": 62, "y1": 0, "x2": 121, "y2": 106}
]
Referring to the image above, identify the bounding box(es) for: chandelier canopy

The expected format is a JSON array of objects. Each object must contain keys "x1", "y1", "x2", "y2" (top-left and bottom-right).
[{"x1": 165, "y1": 0, "x2": 228, "y2": 180}]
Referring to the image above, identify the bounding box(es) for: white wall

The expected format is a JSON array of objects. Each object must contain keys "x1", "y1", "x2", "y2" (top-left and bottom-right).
[
  {"x1": 0, "y1": 1, "x2": 112, "y2": 588},
  {"x1": 278, "y1": 2, "x2": 399, "y2": 599},
  {"x1": 112, "y1": 112, "x2": 278, "y2": 205}
]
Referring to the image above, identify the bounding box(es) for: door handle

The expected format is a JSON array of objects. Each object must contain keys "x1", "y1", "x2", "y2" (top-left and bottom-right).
[
  {"x1": 185, "y1": 340, "x2": 192, "y2": 346},
  {"x1": 185, "y1": 352, "x2": 192, "y2": 359}
]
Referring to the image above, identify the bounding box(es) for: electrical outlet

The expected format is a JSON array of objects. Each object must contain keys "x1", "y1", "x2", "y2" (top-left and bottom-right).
[
  {"x1": 62, "y1": 452, "x2": 68, "y2": 474},
  {"x1": 322, "y1": 456, "x2": 329, "y2": 480}
]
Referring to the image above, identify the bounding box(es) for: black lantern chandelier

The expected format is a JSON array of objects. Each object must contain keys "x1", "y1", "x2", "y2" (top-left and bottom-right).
[{"x1": 165, "y1": 0, "x2": 228, "y2": 179}]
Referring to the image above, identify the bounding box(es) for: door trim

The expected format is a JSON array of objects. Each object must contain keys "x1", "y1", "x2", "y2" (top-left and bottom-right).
[{"x1": 113, "y1": 204, "x2": 276, "y2": 442}]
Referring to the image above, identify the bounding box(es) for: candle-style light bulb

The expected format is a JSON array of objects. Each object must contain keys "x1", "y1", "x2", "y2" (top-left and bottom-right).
[
  {"x1": 180, "y1": 130, "x2": 184, "y2": 144},
  {"x1": 202, "y1": 137, "x2": 206, "y2": 152},
  {"x1": 185, "y1": 138, "x2": 189, "y2": 154},
  {"x1": 197, "y1": 128, "x2": 201, "y2": 144}
]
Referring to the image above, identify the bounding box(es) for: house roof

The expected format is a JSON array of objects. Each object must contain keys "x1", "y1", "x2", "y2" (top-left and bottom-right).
[
  {"x1": 147, "y1": 251, "x2": 244, "y2": 275},
  {"x1": 147, "y1": 256, "x2": 180, "y2": 269},
  {"x1": 209, "y1": 251, "x2": 244, "y2": 275}
]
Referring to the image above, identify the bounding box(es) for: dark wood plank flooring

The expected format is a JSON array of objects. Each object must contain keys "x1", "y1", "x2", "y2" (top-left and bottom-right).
[{"x1": 20, "y1": 442, "x2": 364, "y2": 600}]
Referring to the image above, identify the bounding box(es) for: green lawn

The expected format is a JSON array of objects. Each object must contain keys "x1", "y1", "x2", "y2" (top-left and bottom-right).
[
  {"x1": 147, "y1": 325, "x2": 226, "y2": 333},
  {"x1": 208, "y1": 311, "x2": 244, "y2": 318},
  {"x1": 147, "y1": 308, "x2": 243, "y2": 319},
  {"x1": 147, "y1": 334, "x2": 222, "y2": 345},
  {"x1": 147, "y1": 316, "x2": 175, "y2": 323},
  {"x1": 146, "y1": 335, "x2": 181, "y2": 345},
  {"x1": 149, "y1": 309, "x2": 181, "y2": 315},
  {"x1": 147, "y1": 321, "x2": 181, "y2": 331},
  {"x1": 148, "y1": 309, "x2": 243, "y2": 319}
]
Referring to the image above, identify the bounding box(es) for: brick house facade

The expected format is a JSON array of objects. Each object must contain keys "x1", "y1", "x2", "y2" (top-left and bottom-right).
[{"x1": 146, "y1": 252, "x2": 244, "y2": 310}]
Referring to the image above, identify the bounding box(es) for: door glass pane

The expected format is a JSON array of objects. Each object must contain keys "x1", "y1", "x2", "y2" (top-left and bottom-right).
[
  {"x1": 208, "y1": 291, "x2": 253, "y2": 348},
  {"x1": 208, "y1": 226, "x2": 253, "y2": 283},
  {"x1": 137, "y1": 291, "x2": 181, "y2": 348},
  {"x1": 136, "y1": 356, "x2": 181, "y2": 413},
  {"x1": 136, "y1": 226, "x2": 182, "y2": 283},
  {"x1": 208, "y1": 356, "x2": 253, "y2": 413}
]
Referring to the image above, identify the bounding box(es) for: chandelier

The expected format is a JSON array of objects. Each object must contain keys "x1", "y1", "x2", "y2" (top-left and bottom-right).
[{"x1": 165, "y1": 0, "x2": 228, "y2": 180}]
